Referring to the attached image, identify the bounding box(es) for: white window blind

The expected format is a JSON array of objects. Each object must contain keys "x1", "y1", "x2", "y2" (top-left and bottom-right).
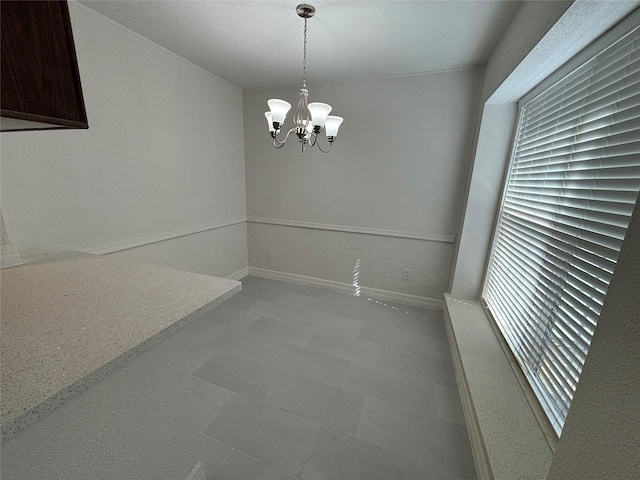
[{"x1": 483, "y1": 23, "x2": 640, "y2": 435}]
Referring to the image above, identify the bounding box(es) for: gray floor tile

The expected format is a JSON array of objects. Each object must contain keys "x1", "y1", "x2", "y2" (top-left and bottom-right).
[
  {"x1": 376, "y1": 346, "x2": 456, "y2": 385},
  {"x1": 299, "y1": 310, "x2": 363, "y2": 338},
  {"x1": 301, "y1": 426, "x2": 434, "y2": 480},
  {"x1": 280, "y1": 291, "x2": 319, "y2": 309},
  {"x1": 342, "y1": 362, "x2": 437, "y2": 411},
  {"x1": 201, "y1": 302, "x2": 262, "y2": 329},
  {"x1": 185, "y1": 278, "x2": 473, "y2": 480},
  {"x1": 182, "y1": 316, "x2": 226, "y2": 345},
  {"x1": 205, "y1": 395, "x2": 320, "y2": 477},
  {"x1": 195, "y1": 432, "x2": 232, "y2": 479},
  {"x1": 305, "y1": 330, "x2": 378, "y2": 366},
  {"x1": 316, "y1": 289, "x2": 359, "y2": 303},
  {"x1": 358, "y1": 321, "x2": 451, "y2": 359},
  {"x1": 249, "y1": 299, "x2": 307, "y2": 322},
  {"x1": 435, "y1": 383, "x2": 467, "y2": 426},
  {"x1": 368, "y1": 308, "x2": 448, "y2": 340},
  {"x1": 190, "y1": 376, "x2": 234, "y2": 432},
  {"x1": 193, "y1": 351, "x2": 283, "y2": 402},
  {"x1": 312, "y1": 291, "x2": 370, "y2": 318},
  {"x1": 269, "y1": 343, "x2": 351, "y2": 388},
  {"x1": 247, "y1": 316, "x2": 315, "y2": 347},
  {"x1": 186, "y1": 339, "x2": 218, "y2": 374},
  {"x1": 206, "y1": 325, "x2": 282, "y2": 362},
  {"x1": 424, "y1": 467, "x2": 476, "y2": 480},
  {"x1": 241, "y1": 283, "x2": 289, "y2": 302},
  {"x1": 357, "y1": 396, "x2": 475, "y2": 478},
  {"x1": 223, "y1": 292, "x2": 261, "y2": 310},
  {"x1": 279, "y1": 282, "x2": 322, "y2": 298},
  {"x1": 425, "y1": 307, "x2": 450, "y2": 324},
  {"x1": 266, "y1": 372, "x2": 364, "y2": 435},
  {"x1": 213, "y1": 449, "x2": 299, "y2": 480},
  {"x1": 242, "y1": 276, "x2": 281, "y2": 289}
]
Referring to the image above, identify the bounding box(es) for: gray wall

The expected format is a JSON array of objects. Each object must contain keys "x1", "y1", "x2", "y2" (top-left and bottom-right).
[
  {"x1": 244, "y1": 68, "x2": 482, "y2": 302},
  {"x1": 0, "y1": 2, "x2": 248, "y2": 278}
]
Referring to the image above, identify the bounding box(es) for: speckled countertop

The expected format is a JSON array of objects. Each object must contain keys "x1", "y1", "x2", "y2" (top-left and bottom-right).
[{"x1": 1, "y1": 253, "x2": 241, "y2": 440}]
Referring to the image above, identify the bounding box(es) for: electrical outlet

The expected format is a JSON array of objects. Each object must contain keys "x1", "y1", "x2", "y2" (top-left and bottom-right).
[
  {"x1": 265, "y1": 249, "x2": 272, "y2": 259},
  {"x1": 402, "y1": 268, "x2": 411, "y2": 280}
]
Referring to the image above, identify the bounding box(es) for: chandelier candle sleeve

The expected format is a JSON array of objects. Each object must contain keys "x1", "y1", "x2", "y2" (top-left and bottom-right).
[
  {"x1": 267, "y1": 99, "x2": 291, "y2": 127},
  {"x1": 324, "y1": 116, "x2": 343, "y2": 138},
  {"x1": 264, "y1": 112, "x2": 275, "y2": 133},
  {"x1": 308, "y1": 102, "x2": 332, "y2": 131},
  {"x1": 264, "y1": 4, "x2": 343, "y2": 153}
]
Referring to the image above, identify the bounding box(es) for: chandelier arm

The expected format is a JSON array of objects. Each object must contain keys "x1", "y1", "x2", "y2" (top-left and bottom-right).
[
  {"x1": 315, "y1": 139, "x2": 332, "y2": 154},
  {"x1": 272, "y1": 138, "x2": 286, "y2": 149},
  {"x1": 272, "y1": 127, "x2": 297, "y2": 147},
  {"x1": 311, "y1": 133, "x2": 332, "y2": 153}
]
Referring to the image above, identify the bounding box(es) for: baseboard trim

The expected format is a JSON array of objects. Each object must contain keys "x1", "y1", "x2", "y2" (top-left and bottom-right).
[
  {"x1": 248, "y1": 267, "x2": 443, "y2": 309},
  {"x1": 81, "y1": 217, "x2": 246, "y2": 255},
  {"x1": 227, "y1": 266, "x2": 249, "y2": 281},
  {"x1": 247, "y1": 217, "x2": 456, "y2": 243}
]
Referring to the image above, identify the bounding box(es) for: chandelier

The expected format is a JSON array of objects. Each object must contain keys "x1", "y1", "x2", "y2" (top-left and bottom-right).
[{"x1": 265, "y1": 3, "x2": 343, "y2": 153}]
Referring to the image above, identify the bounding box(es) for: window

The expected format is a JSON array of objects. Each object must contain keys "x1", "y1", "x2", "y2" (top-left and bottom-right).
[{"x1": 483, "y1": 17, "x2": 640, "y2": 436}]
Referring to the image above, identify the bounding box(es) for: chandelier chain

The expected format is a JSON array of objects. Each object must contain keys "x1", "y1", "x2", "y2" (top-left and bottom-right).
[{"x1": 302, "y1": 16, "x2": 308, "y2": 88}]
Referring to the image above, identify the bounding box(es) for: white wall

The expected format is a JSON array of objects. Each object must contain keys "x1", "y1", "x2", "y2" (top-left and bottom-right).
[
  {"x1": 108, "y1": 221, "x2": 247, "y2": 279},
  {"x1": 0, "y1": 2, "x2": 247, "y2": 278},
  {"x1": 480, "y1": 0, "x2": 574, "y2": 105},
  {"x1": 244, "y1": 69, "x2": 482, "y2": 303}
]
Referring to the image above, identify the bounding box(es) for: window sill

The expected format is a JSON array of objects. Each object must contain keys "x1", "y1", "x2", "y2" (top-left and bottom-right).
[{"x1": 443, "y1": 294, "x2": 555, "y2": 479}]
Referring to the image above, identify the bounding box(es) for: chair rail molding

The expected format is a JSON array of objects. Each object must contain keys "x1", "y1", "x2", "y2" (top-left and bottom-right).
[
  {"x1": 247, "y1": 217, "x2": 456, "y2": 243},
  {"x1": 82, "y1": 217, "x2": 247, "y2": 255}
]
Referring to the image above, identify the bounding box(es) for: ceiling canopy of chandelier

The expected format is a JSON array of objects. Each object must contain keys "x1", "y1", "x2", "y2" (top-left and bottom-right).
[{"x1": 265, "y1": 4, "x2": 343, "y2": 153}]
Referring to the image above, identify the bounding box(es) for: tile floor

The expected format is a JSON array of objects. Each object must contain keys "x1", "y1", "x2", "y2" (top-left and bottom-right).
[{"x1": 183, "y1": 276, "x2": 476, "y2": 480}]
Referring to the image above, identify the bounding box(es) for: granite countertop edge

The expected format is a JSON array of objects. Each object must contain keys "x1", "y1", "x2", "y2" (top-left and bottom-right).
[{"x1": 0, "y1": 282, "x2": 241, "y2": 442}]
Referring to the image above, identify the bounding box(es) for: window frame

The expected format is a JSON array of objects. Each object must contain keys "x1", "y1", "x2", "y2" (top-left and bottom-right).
[{"x1": 480, "y1": 7, "x2": 640, "y2": 436}]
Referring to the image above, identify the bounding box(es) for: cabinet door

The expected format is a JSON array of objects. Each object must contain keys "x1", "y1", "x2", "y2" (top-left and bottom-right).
[{"x1": 1, "y1": 0, "x2": 88, "y2": 131}]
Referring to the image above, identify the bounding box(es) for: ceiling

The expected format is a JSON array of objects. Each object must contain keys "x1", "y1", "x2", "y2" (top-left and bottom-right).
[{"x1": 78, "y1": 1, "x2": 524, "y2": 89}]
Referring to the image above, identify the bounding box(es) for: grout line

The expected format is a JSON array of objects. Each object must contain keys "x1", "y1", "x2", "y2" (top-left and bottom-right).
[
  {"x1": 208, "y1": 448, "x2": 231, "y2": 479},
  {"x1": 355, "y1": 395, "x2": 367, "y2": 439}
]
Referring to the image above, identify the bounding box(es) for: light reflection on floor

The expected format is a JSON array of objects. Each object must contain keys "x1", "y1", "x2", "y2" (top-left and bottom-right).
[
  {"x1": 352, "y1": 258, "x2": 361, "y2": 297},
  {"x1": 351, "y1": 257, "x2": 412, "y2": 314}
]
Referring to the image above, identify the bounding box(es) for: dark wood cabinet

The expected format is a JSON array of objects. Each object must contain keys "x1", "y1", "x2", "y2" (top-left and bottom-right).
[{"x1": 1, "y1": 0, "x2": 88, "y2": 131}]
